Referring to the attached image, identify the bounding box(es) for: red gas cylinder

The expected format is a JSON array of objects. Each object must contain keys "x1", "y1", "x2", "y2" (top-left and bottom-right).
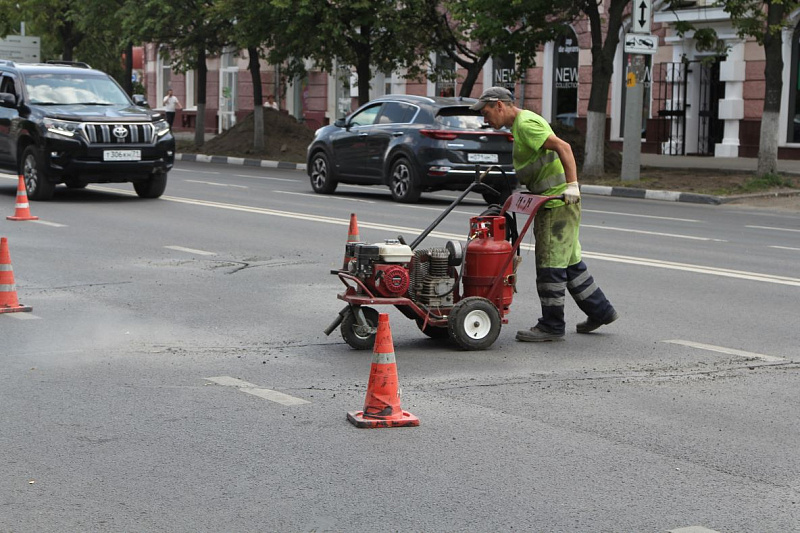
[{"x1": 462, "y1": 216, "x2": 514, "y2": 314}]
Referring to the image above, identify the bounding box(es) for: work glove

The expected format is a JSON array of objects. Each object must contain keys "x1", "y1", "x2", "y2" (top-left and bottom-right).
[{"x1": 564, "y1": 181, "x2": 581, "y2": 204}]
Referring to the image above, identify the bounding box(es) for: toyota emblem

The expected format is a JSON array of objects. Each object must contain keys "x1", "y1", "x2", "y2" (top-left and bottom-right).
[{"x1": 113, "y1": 125, "x2": 128, "y2": 139}]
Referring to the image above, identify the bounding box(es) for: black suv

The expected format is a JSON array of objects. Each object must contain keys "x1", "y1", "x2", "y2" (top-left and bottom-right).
[{"x1": 0, "y1": 60, "x2": 174, "y2": 200}]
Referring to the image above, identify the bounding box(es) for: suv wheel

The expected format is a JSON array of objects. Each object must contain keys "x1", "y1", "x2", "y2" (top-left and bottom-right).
[
  {"x1": 309, "y1": 151, "x2": 337, "y2": 194},
  {"x1": 134, "y1": 171, "x2": 168, "y2": 199},
  {"x1": 389, "y1": 157, "x2": 421, "y2": 203},
  {"x1": 22, "y1": 146, "x2": 55, "y2": 201}
]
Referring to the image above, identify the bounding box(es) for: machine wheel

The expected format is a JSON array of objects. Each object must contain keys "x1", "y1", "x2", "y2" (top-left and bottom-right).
[
  {"x1": 309, "y1": 151, "x2": 338, "y2": 194},
  {"x1": 134, "y1": 171, "x2": 168, "y2": 198},
  {"x1": 341, "y1": 306, "x2": 380, "y2": 350},
  {"x1": 21, "y1": 146, "x2": 55, "y2": 201},
  {"x1": 481, "y1": 189, "x2": 511, "y2": 206},
  {"x1": 448, "y1": 297, "x2": 501, "y2": 351},
  {"x1": 416, "y1": 319, "x2": 449, "y2": 339},
  {"x1": 389, "y1": 157, "x2": 421, "y2": 203}
]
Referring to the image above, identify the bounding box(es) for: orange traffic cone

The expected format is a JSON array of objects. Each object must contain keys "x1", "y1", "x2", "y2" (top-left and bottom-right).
[
  {"x1": 7, "y1": 175, "x2": 38, "y2": 221},
  {"x1": 342, "y1": 212, "x2": 361, "y2": 269},
  {"x1": 347, "y1": 313, "x2": 419, "y2": 428},
  {"x1": 0, "y1": 237, "x2": 32, "y2": 313}
]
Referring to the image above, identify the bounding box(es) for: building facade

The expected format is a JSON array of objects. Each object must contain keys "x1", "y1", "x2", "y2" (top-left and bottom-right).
[{"x1": 142, "y1": 1, "x2": 800, "y2": 159}]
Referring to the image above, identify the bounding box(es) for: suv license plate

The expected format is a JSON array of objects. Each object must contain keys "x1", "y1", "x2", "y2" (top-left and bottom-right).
[
  {"x1": 468, "y1": 153, "x2": 498, "y2": 163},
  {"x1": 104, "y1": 149, "x2": 141, "y2": 161}
]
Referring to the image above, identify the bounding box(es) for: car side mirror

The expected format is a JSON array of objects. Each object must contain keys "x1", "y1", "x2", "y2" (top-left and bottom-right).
[
  {"x1": 0, "y1": 92, "x2": 16, "y2": 108},
  {"x1": 334, "y1": 117, "x2": 347, "y2": 128},
  {"x1": 132, "y1": 94, "x2": 149, "y2": 107}
]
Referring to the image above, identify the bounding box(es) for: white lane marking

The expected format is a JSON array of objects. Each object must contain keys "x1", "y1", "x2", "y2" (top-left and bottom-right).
[
  {"x1": 233, "y1": 174, "x2": 294, "y2": 182},
  {"x1": 668, "y1": 526, "x2": 722, "y2": 533},
  {"x1": 164, "y1": 245, "x2": 217, "y2": 256},
  {"x1": 747, "y1": 225, "x2": 800, "y2": 233},
  {"x1": 770, "y1": 245, "x2": 800, "y2": 251},
  {"x1": 3, "y1": 312, "x2": 40, "y2": 320},
  {"x1": 172, "y1": 168, "x2": 221, "y2": 175},
  {"x1": 32, "y1": 220, "x2": 67, "y2": 227},
  {"x1": 584, "y1": 209, "x2": 699, "y2": 223},
  {"x1": 185, "y1": 179, "x2": 248, "y2": 189},
  {"x1": 663, "y1": 340, "x2": 787, "y2": 362},
  {"x1": 274, "y1": 190, "x2": 375, "y2": 203},
  {"x1": 86, "y1": 186, "x2": 800, "y2": 287},
  {"x1": 205, "y1": 376, "x2": 310, "y2": 406},
  {"x1": 396, "y1": 204, "x2": 476, "y2": 216},
  {"x1": 582, "y1": 224, "x2": 726, "y2": 242}
]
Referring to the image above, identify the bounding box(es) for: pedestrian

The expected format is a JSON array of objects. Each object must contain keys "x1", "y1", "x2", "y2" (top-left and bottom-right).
[
  {"x1": 162, "y1": 88, "x2": 182, "y2": 128},
  {"x1": 471, "y1": 87, "x2": 618, "y2": 342},
  {"x1": 265, "y1": 94, "x2": 279, "y2": 111}
]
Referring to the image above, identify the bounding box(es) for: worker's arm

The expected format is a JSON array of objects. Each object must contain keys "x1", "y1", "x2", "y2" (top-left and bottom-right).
[{"x1": 542, "y1": 134, "x2": 580, "y2": 204}]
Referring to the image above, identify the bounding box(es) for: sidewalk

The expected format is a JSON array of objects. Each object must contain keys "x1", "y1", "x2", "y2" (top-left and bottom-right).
[{"x1": 172, "y1": 131, "x2": 800, "y2": 205}]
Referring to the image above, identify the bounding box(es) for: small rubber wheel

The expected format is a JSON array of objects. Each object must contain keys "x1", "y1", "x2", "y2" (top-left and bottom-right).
[
  {"x1": 309, "y1": 151, "x2": 338, "y2": 194},
  {"x1": 416, "y1": 318, "x2": 449, "y2": 339},
  {"x1": 341, "y1": 306, "x2": 380, "y2": 350},
  {"x1": 448, "y1": 297, "x2": 501, "y2": 350}
]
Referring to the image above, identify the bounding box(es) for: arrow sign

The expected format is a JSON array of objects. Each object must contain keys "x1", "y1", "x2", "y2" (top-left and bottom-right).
[{"x1": 634, "y1": 0, "x2": 652, "y2": 34}]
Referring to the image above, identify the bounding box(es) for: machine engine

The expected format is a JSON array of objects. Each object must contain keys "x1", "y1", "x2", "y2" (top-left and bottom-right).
[{"x1": 346, "y1": 239, "x2": 462, "y2": 306}]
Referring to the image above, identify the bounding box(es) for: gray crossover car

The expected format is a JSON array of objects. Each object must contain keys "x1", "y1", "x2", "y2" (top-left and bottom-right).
[{"x1": 306, "y1": 94, "x2": 517, "y2": 204}]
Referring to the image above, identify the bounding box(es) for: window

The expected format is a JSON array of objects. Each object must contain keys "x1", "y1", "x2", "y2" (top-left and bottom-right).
[
  {"x1": 377, "y1": 102, "x2": 416, "y2": 124},
  {"x1": 553, "y1": 30, "x2": 579, "y2": 126},
  {"x1": 349, "y1": 104, "x2": 381, "y2": 127}
]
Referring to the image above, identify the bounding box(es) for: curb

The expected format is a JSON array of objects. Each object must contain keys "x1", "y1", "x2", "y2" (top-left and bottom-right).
[
  {"x1": 176, "y1": 152, "x2": 307, "y2": 172},
  {"x1": 175, "y1": 152, "x2": 800, "y2": 205}
]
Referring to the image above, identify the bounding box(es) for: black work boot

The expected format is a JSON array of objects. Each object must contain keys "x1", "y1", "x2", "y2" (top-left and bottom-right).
[
  {"x1": 576, "y1": 310, "x2": 620, "y2": 334},
  {"x1": 516, "y1": 325, "x2": 565, "y2": 342}
]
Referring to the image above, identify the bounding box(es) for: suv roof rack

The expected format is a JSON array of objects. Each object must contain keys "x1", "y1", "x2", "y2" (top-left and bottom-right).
[
  {"x1": 45, "y1": 60, "x2": 92, "y2": 69},
  {"x1": 0, "y1": 59, "x2": 16, "y2": 67}
]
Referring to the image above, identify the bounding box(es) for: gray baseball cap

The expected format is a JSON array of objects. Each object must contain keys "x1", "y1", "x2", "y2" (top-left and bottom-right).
[{"x1": 469, "y1": 86, "x2": 513, "y2": 111}]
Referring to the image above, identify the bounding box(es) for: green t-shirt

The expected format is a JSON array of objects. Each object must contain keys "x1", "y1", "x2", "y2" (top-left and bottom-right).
[{"x1": 511, "y1": 110, "x2": 567, "y2": 197}]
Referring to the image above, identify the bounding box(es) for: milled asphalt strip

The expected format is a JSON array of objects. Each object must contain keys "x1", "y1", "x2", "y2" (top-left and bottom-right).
[
  {"x1": 205, "y1": 376, "x2": 310, "y2": 405},
  {"x1": 663, "y1": 340, "x2": 787, "y2": 363},
  {"x1": 86, "y1": 185, "x2": 800, "y2": 287}
]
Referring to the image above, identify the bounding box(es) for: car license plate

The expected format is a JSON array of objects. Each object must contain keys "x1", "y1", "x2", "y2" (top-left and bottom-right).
[
  {"x1": 468, "y1": 153, "x2": 498, "y2": 163},
  {"x1": 103, "y1": 149, "x2": 141, "y2": 161}
]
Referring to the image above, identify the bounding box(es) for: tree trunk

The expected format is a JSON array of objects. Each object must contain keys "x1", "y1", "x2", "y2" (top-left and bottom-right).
[
  {"x1": 248, "y1": 47, "x2": 264, "y2": 151},
  {"x1": 458, "y1": 55, "x2": 490, "y2": 98},
  {"x1": 355, "y1": 25, "x2": 372, "y2": 106},
  {"x1": 581, "y1": 0, "x2": 626, "y2": 178},
  {"x1": 195, "y1": 48, "x2": 207, "y2": 147},
  {"x1": 123, "y1": 42, "x2": 133, "y2": 96},
  {"x1": 757, "y1": 1, "x2": 785, "y2": 176}
]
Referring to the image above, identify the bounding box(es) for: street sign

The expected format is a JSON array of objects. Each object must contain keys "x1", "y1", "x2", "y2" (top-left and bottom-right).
[
  {"x1": 624, "y1": 33, "x2": 658, "y2": 55},
  {"x1": 633, "y1": 0, "x2": 652, "y2": 34}
]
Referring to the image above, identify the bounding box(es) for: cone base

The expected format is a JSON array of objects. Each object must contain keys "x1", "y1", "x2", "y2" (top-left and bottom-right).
[
  {"x1": 0, "y1": 304, "x2": 33, "y2": 313},
  {"x1": 6, "y1": 215, "x2": 38, "y2": 221},
  {"x1": 347, "y1": 410, "x2": 419, "y2": 428}
]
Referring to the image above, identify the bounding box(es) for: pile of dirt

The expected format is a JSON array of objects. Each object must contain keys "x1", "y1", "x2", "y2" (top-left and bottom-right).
[{"x1": 177, "y1": 109, "x2": 315, "y2": 163}]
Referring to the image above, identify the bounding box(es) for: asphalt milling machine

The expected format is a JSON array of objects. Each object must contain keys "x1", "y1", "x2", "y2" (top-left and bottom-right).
[{"x1": 324, "y1": 167, "x2": 562, "y2": 351}]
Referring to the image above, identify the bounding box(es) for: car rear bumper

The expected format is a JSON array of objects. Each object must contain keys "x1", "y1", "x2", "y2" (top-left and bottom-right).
[{"x1": 420, "y1": 164, "x2": 517, "y2": 191}]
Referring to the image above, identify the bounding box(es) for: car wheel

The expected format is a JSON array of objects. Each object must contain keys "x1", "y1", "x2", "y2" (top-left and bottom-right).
[
  {"x1": 389, "y1": 157, "x2": 421, "y2": 203},
  {"x1": 309, "y1": 151, "x2": 337, "y2": 194},
  {"x1": 134, "y1": 171, "x2": 168, "y2": 199},
  {"x1": 21, "y1": 146, "x2": 55, "y2": 201}
]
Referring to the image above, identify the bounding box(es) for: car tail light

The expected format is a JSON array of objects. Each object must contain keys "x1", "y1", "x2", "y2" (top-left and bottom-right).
[
  {"x1": 420, "y1": 129, "x2": 459, "y2": 140},
  {"x1": 428, "y1": 166, "x2": 451, "y2": 176},
  {"x1": 505, "y1": 133, "x2": 514, "y2": 142}
]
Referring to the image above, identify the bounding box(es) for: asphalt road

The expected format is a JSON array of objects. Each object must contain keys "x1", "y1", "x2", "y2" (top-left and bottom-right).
[{"x1": 1, "y1": 162, "x2": 798, "y2": 533}]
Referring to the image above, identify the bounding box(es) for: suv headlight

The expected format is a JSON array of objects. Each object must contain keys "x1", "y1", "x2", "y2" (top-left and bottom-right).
[
  {"x1": 44, "y1": 118, "x2": 81, "y2": 138},
  {"x1": 154, "y1": 120, "x2": 170, "y2": 138}
]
